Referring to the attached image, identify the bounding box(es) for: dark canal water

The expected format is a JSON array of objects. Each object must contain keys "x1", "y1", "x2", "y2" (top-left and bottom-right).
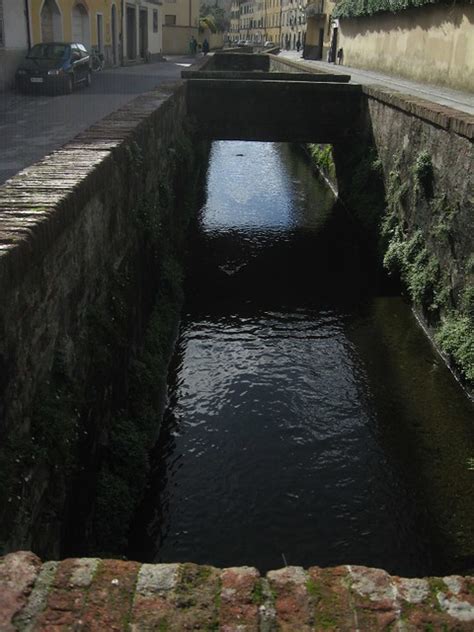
[{"x1": 130, "y1": 142, "x2": 474, "y2": 576}]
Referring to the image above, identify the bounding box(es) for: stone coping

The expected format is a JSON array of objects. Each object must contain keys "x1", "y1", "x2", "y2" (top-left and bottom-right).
[
  {"x1": 363, "y1": 85, "x2": 473, "y2": 140},
  {"x1": 0, "y1": 84, "x2": 180, "y2": 292},
  {"x1": 181, "y1": 70, "x2": 351, "y2": 82},
  {"x1": 1, "y1": 552, "x2": 474, "y2": 630}
]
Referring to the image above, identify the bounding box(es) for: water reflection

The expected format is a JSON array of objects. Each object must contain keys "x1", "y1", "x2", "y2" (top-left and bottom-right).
[{"x1": 129, "y1": 142, "x2": 474, "y2": 576}]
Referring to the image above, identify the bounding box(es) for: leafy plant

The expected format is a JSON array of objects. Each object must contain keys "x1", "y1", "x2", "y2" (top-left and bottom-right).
[
  {"x1": 334, "y1": 0, "x2": 444, "y2": 19},
  {"x1": 436, "y1": 314, "x2": 474, "y2": 382}
]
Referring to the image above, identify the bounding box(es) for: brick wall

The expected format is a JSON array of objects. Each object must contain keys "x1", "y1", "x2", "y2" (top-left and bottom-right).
[{"x1": 1, "y1": 552, "x2": 474, "y2": 630}]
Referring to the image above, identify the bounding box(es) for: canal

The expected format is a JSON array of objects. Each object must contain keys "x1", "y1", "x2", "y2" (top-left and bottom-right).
[{"x1": 129, "y1": 141, "x2": 474, "y2": 577}]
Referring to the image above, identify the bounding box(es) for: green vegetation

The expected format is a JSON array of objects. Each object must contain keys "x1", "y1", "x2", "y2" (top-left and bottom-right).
[
  {"x1": 307, "y1": 144, "x2": 337, "y2": 183},
  {"x1": 306, "y1": 578, "x2": 322, "y2": 600},
  {"x1": 383, "y1": 228, "x2": 445, "y2": 311},
  {"x1": 413, "y1": 150, "x2": 434, "y2": 198},
  {"x1": 436, "y1": 313, "x2": 474, "y2": 382},
  {"x1": 334, "y1": 0, "x2": 450, "y2": 19},
  {"x1": 252, "y1": 579, "x2": 265, "y2": 605},
  {"x1": 200, "y1": 3, "x2": 229, "y2": 32},
  {"x1": 342, "y1": 139, "x2": 473, "y2": 385},
  {"x1": 382, "y1": 163, "x2": 473, "y2": 383}
]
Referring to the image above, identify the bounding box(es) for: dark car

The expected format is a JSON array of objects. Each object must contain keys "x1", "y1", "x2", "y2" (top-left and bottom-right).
[{"x1": 15, "y1": 42, "x2": 91, "y2": 95}]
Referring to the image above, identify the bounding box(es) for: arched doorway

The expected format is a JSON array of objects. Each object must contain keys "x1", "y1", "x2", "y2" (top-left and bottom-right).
[
  {"x1": 111, "y1": 4, "x2": 118, "y2": 65},
  {"x1": 41, "y1": 0, "x2": 62, "y2": 42},
  {"x1": 72, "y1": 2, "x2": 90, "y2": 49}
]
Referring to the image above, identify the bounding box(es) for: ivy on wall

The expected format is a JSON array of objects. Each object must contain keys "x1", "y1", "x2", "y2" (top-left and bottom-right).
[{"x1": 333, "y1": 0, "x2": 472, "y2": 19}]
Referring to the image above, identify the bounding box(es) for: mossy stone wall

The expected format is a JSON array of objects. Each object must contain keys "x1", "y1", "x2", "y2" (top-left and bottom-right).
[{"x1": 0, "y1": 85, "x2": 209, "y2": 557}]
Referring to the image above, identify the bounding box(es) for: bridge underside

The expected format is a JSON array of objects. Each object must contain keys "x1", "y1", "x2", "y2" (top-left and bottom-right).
[{"x1": 185, "y1": 79, "x2": 363, "y2": 143}]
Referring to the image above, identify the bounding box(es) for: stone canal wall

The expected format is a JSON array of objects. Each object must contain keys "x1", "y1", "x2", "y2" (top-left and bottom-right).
[
  {"x1": 366, "y1": 86, "x2": 473, "y2": 387},
  {"x1": 0, "y1": 84, "x2": 207, "y2": 556},
  {"x1": 330, "y1": 86, "x2": 474, "y2": 388},
  {"x1": 1, "y1": 552, "x2": 474, "y2": 630}
]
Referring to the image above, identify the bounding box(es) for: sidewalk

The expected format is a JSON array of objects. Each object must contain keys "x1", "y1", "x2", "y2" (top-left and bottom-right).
[
  {"x1": 280, "y1": 51, "x2": 474, "y2": 116},
  {"x1": 0, "y1": 57, "x2": 193, "y2": 185}
]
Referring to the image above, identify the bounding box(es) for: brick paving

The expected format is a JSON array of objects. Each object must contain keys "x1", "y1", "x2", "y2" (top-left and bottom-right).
[{"x1": 1, "y1": 552, "x2": 474, "y2": 630}]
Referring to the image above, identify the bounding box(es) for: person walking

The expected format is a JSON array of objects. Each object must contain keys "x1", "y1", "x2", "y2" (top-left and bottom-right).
[
  {"x1": 296, "y1": 37, "x2": 301, "y2": 53},
  {"x1": 202, "y1": 38, "x2": 210, "y2": 55},
  {"x1": 189, "y1": 36, "x2": 197, "y2": 56}
]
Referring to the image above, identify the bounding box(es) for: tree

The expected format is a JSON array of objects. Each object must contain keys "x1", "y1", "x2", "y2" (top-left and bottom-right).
[{"x1": 199, "y1": 3, "x2": 230, "y2": 32}]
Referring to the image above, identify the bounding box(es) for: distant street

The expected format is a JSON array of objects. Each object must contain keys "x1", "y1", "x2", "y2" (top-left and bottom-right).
[
  {"x1": 0, "y1": 56, "x2": 196, "y2": 185},
  {"x1": 281, "y1": 50, "x2": 474, "y2": 116},
  {"x1": 1, "y1": 51, "x2": 472, "y2": 187}
]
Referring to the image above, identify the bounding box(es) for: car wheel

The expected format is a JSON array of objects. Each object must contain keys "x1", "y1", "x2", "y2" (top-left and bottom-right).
[
  {"x1": 63, "y1": 74, "x2": 73, "y2": 95},
  {"x1": 85, "y1": 71, "x2": 92, "y2": 88}
]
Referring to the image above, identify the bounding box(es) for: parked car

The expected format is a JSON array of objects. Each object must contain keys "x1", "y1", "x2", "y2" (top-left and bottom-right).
[
  {"x1": 15, "y1": 42, "x2": 91, "y2": 95},
  {"x1": 237, "y1": 39, "x2": 247, "y2": 47}
]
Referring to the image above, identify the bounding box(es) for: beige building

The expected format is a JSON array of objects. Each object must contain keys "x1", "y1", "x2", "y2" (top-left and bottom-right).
[
  {"x1": 123, "y1": 1, "x2": 163, "y2": 63},
  {"x1": 265, "y1": 0, "x2": 281, "y2": 45},
  {"x1": 281, "y1": 0, "x2": 306, "y2": 50},
  {"x1": 0, "y1": 0, "x2": 30, "y2": 90},
  {"x1": 304, "y1": 0, "x2": 334, "y2": 59},
  {"x1": 239, "y1": 0, "x2": 253, "y2": 41},
  {"x1": 237, "y1": 0, "x2": 286, "y2": 45},
  {"x1": 162, "y1": 0, "x2": 200, "y2": 54},
  {"x1": 229, "y1": 0, "x2": 240, "y2": 43}
]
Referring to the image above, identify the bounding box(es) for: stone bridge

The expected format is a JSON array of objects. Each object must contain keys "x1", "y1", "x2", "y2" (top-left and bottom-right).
[{"x1": 183, "y1": 52, "x2": 362, "y2": 143}]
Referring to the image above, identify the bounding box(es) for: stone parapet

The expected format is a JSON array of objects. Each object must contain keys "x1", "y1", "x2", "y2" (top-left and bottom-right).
[
  {"x1": 1, "y1": 552, "x2": 474, "y2": 630},
  {"x1": 363, "y1": 85, "x2": 474, "y2": 141}
]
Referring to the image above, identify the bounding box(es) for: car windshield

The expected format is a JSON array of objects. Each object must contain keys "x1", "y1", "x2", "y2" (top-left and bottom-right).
[{"x1": 27, "y1": 44, "x2": 69, "y2": 59}]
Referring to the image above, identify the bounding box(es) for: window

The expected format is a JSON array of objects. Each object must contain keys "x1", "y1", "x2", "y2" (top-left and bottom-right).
[
  {"x1": 164, "y1": 14, "x2": 176, "y2": 25},
  {"x1": 153, "y1": 10, "x2": 158, "y2": 32}
]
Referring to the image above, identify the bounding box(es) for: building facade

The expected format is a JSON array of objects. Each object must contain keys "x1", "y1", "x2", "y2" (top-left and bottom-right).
[
  {"x1": 281, "y1": 0, "x2": 306, "y2": 50},
  {"x1": 0, "y1": 1, "x2": 165, "y2": 90},
  {"x1": 28, "y1": 0, "x2": 123, "y2": 65},
  {"x1": 232, "y1": 0, "x2": 306, "y2": 48},
  {"x1": 304, "y1": 0, "x2": 334, "y2": 60},
  {"x1": 229, "y1": 0, "x2": 240, "y2": 43},
  {"x1": 162, "y1": 0, "x2": 199, "y2": 54},
  {"x1": 265, "y1": 0, "x2": 281, "y2": 45},
  {"x1": 122, "y1": 0, "x2": 163, "y2": 63},
  {"x1": 0, "y1": 0, "x2": 30, "y2": 91}
]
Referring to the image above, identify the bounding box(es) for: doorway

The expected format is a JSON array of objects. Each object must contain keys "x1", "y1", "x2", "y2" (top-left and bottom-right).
[
  {"x1": 41, "y1": 0, "x2": 62, "y2": 42},
  {"x1": 317, "y1": 27, "x2": 324, "y2": 60},
  {"x1": 139, "y1": 8, "x2": 148, "y2": 60},
  {"x1": 72, "y1": 3, "x2": 90, "y2": 48},
  {"x1": 96, "y1": 13, "x2": 104, "y2": 52},
  {"x1": 126, "y1": 5, "x2": 136, "y2": 60},
  {"x1": 111, "y1": 4, "x2": 118, "y2": 64}
]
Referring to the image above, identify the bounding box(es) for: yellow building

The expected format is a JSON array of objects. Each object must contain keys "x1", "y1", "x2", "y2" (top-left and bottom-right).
[
  {"x1": 265, "y1": 0, "x2": 281, "y2": 45},
  {"x1": 27, "y1": 1, "x2": 164, "y2": 66},
  {"x1": 28, "y1": 0, "x2": 122, "y2": 65},
  {"x1": 162, "y1": 0, "x2": 200, "y2": 54}
]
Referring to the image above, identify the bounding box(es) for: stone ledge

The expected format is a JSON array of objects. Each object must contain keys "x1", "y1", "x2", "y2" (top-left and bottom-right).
[
  {"x1": 363, "y1": 84, "x2": 474, "y2": 140},
  {"x1": 0, "y1": 85, "x2": 181, "y2": 293},
  {"x1": 1, "y1": 552, "x2": 473, "y2": 630}
]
